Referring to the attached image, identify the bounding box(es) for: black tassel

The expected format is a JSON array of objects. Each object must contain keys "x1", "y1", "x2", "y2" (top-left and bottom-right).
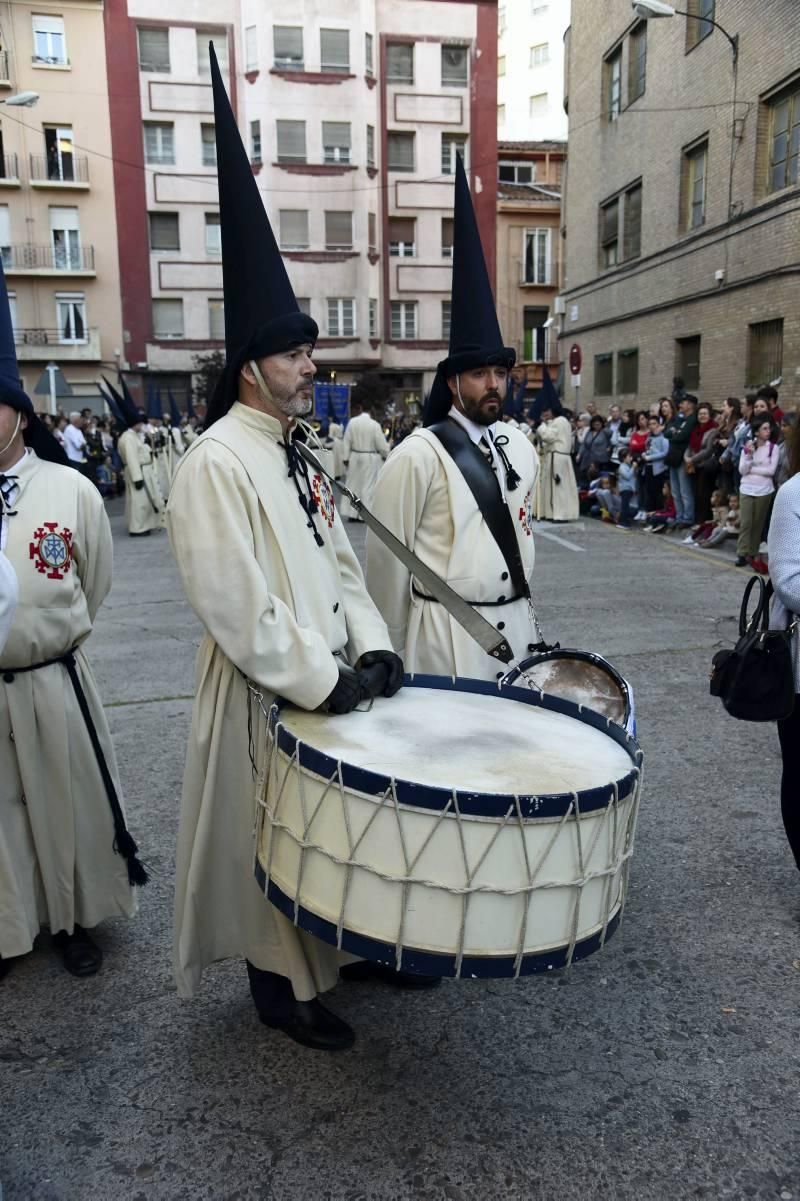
[
  {"x1": 493, "y1": 436, "x2": 521, "y2": 491},
  {"x1": 114, "y1": 829, "x2": 150, "y2": 886}
]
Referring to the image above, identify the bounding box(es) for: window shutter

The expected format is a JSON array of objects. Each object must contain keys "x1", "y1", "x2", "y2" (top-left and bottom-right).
[
  {"x1": 0, "y1": 205, "x2": 10, "y2": 246},
  {"x1": 322, "y1": 122, "x2": 351, "y2": 150},
  {"x1": 441, "y1": 217, "x2": 454, "y2": 251},
  {"x1": 273, "y1": 26, "x2": 303, "y2": 66},
  {"x1": 279, "y1": 209, "x2": 309, "y2": 249},
  {"x1": 368, "y1": 212, "x2": 377, "y2": 249},
  {"x1": 138, "y1": 28, "x2": 169, "y2": 72},
  {"x1": 208, "y1": 299, "x2": 225, "y2": 340},
  {"x1": 153, "y1": 299, "x2": 183, "y2": 338},
  {"x1": 325, "y1": 210, "x2": 352, "y2": 249},
  {"x1": 441, "y1": 44, "x2": 467, "y2": 85},
  {"x1": 388, "y1": 132, "x2": 414, "y2": 171},
  {"x1": 149, "y1": 212, "x2": 179, "y2": 250},
  {"x1": 388, "y1": 217, "x2": 415, "y2": 243},
  {"x1": 198, "y1": 32, "x2": 227, "y2": 75},
  {"x1": 320, "y1": 28, "x2": 349, "y2": 71},
  {"x1": 386, "y1": 43, "x2": 413, "y2": 81},
  {"x1": 244, "y1": 26, "x2": 257, "y2": 71},
  {"x1": 276, "y1": 120, "x2": 306, "y2": 161},
  {"x1": 623, "y1": 185, "x2": 642, "y2": 259}
]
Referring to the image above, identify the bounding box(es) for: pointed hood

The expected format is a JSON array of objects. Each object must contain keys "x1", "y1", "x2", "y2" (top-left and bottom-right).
[
  {"x1": 103, "y1": 376, "x2": 141, "y2": 429},
  {"x1": 206, "y1": 43, "x2": 317, "y2": 427},
  {"x1": 424, "y1": 156, "x2": 515, "y2": 426},
  {"x1": 168, "y1": 389, "x2": 182, "y2": 427},
  {"x1": 146, "y1": 380, "x2": 162, "y2": 421},
  {"x1": 98, "y1": 381, "x2": 124, "y2": 426},
  {"x1": 0, "y1": 259, "x2": 67, "y2": 463},
  {"x1": 529, "y1": 365, "x2": 564, "y2": 422},
  {"x1": 119, "y1": 374, "x2": 145, "y2": 425}
]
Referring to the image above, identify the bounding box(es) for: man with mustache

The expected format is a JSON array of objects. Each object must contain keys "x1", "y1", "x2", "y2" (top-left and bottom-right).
[{"x1": 367, "y1": 158, "x2": 541, "y2": 682}]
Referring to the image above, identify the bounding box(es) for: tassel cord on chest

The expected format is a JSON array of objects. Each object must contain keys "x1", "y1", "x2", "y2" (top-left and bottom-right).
[{"x1": 284, "y1": 437, "x2": 325, "y2": 547}]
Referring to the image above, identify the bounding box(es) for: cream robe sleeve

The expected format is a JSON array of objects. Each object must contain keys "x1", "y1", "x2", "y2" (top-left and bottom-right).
[
  {"x1": 167, "y1": 446, "x2": 340, "y2": 711},
  {"x1": 536, "y1": 420, "x2": 558, "y2": 451},
  {"x1": 366, "y1": 439, "x2": 438, "y2": 657},
  {"x1": 327, "y1": 513, "x2": 394, "y2": 664},
  {"x1": 71, "y1": 478, "x2": 113, "y2": 624},
  {"x1": 373, "y1": 421, "x2": 390, "y2": 459},
  {"x1": 0, "y1": 549, "x2": 17, "y2": 654}
]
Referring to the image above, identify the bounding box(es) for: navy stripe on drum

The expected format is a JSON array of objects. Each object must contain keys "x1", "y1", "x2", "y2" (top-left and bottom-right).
[
  {"x1": 256, "y1": 863, "x2": 622, "y2": 980},
  {"x1": 271, "y1": 673, "x2": 643, "y2": 821}
]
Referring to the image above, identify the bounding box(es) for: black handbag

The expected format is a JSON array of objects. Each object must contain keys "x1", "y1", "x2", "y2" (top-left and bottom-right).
[{"x1": 710, "y1": 576, "x2": 797, "y2": 721}]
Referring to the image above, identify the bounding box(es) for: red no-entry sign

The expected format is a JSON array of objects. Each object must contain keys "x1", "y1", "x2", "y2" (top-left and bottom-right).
[{"x1": 569, "y1": 344, "x2": 582, "y2": 376}]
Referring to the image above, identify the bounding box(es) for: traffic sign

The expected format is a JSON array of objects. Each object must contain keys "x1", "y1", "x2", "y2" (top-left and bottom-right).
[{"x1": 569, "y1": 344, "x2": 582, "y2": 376}]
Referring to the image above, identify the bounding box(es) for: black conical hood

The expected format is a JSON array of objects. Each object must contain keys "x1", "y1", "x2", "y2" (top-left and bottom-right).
[
  {"x1": 207, "y1": 43, "x2": 317, "y2": 426},
  {"x1": 168, "y1": 389, "x2": 182, "y2": 427},
  {"x1": 103, "y1": 376, "x2": 139, "y2": 429},
  {"x1": 424, "y1": 155, "x2": 515, "y2": 426}
]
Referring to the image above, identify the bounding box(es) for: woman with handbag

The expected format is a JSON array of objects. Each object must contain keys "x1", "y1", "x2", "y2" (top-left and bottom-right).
[{"x1": 767, "y1": 422, "x2": 800, "y2": 871}]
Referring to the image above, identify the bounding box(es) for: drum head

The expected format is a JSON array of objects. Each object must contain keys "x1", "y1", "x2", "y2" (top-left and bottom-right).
[{"x1": 509, "y1": 650, "x2": 630, "y2": 727}]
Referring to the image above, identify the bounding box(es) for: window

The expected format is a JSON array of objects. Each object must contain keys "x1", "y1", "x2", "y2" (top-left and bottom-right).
[
  {"x1": 623, "y1": 183, "x2": 642, "y2": 259},
  {"x1": 768, "y1": 87, "x2": 800, "y2": 193},
  {"x1": 499, "y1": 161, "x2": 534, "y2": 185},
  {"x1": 529, "y1": 93, "x2": 548, "y2": 118},
  {"x1": 629, "y1": 24, "x2": 646, "y2": 102},
  {"x1": 683, "y1": 138, "x2": 708, "y2": 230},
  {"x1": 44, "y1": 126, "x2": 75, "y2": 181},
  {"x1": 149, "y1": 211, "x2": 179, "y2": 251},
  {"x1": 205, "y1": 212, "x2": 220, "y2": 255},
  {"x1": 747, "y1": 319, "x2": 783, "y2": 388},
  {"x1": 322, "y1": 121, "x2": 351, "y2": 164},
  {"x1": 0, "y1": 205, "x2": 10, "y2": 267},
  {"x1": 442, "y1": 133, "x2": 467, "y2": 175},
  {"x1": 389, "y1": 217, "x2": 415, "y2": 257},
  {"x1": 523, "y1": 228, "x2": 550, "y2": 284},
  {"x1": 599, "y1": 197, "x2": 619, "y2": 267},
  {"x1": 387, "y1": 131, "x2": 414, "y2": 172},
  {"x1": 279, "y1": 209, "x2": 309, "y2": 250},
  {"x1": 320, "y1": 28, "x2": 349, "y2": 74},
  {"x1": 274, "y1": 26, "x2": 303, "y2": 70},
  {"x1": 32, "y1": 14, "x2": 66, "y2": 65},
  {"x1": 276, "y1": 120, "x2": 306, "y2": 163},
  {"x1": 138, "y1": 28, "x2": 169, "y2": 73},
  {"x1": 208, "y1": 298, "x2": 224, "y2": 340},
  {"x1": 201, "y1": 124, "x2": 216, "y2": 167},
  {"x1": 442, "y1": 44, "x2": 468, "y2": 86},
  {"x1": 386, "y1": 42, "x2": 413, "y2": 83},
  {"x1": 442, "y1": 217, "x2": 453, "y2": 258},
  {"x1": 686, "y1": 0, "x2": 714, "y2": 51},
  {"x1": 152, "y1": 298, "x2": 183, "y2": 339},
  {"x1": 617, "y1": 349, "x2": 639, "y2": 393},
  {"x1": 56, "y1": 292, "x2": 86, "y2": 342},
  {"x1": 530, "y1": 43, "x2": 549, "y2": 67},
  {"x1": 606, "y1": 49, "x2": 622, "y2": 120},
  {"x1": 523, "y1": 307, "x2": 548, "y2": 361},
  {"x1": 250, "y1": 120, "x2": 261, "y2": 164},
  {"x1": 365, "y1": 32, "x2": 374, "y2": 75},
  {"x1": 324, "y1": 210, "x2": 352, "y2": 250},
  {"x1": 327, "y1": 298, "x2": 355, "y2": 337},
  {"x1": 49, "y1": 205, "x2": 81, "y2": 270},
  {"x1": 498, "y1": 56, "x2": 506, "y2": 77},
  {"x1": 676, "y1": 335, "x2": 701, "y2": 391},
  {"x1": 143, "y1": 122, "x2": 174, "y2": 165},
  {"x1": 368, "y1": 211, "x2": 377, "y2": 253},
  {"x1": 245, "y1": 26, "x2": 257, "y2": 72},
  {"x1": 499, "y1": 6, "x2": 507, "y2": 35},
  {"x1": 391, "y1": 301, "x2": 417, "y2": 340},
  {"x1": 441, "y1": 300, "x2": 451, "y2": 341},
  {"x1": 7, "y1": 290, "x2": 16, "y2": 337},
  {"x1": 369, "y1": 298, "x2": 378, "y2": 338},
  {"x1": 595, "y1": 353, "x2": 613, "y2": 396},
  {"x1": 197, "y1": 31, "x2": 227, "y2": 77},
  {"x1": 366, "y1": 124, "x2": 375, "y2": 169}
]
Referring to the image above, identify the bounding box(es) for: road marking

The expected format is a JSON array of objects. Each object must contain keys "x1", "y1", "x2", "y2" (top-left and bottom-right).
[{"x1": 535, "y1": 528, "x2": 586, "y2": 552}]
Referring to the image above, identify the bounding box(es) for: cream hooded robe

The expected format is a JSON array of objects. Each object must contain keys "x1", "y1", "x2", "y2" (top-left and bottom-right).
[
  {"x1": 117, "y1": 427, "x2": 164, "y2": 535},
  {"x1": 166, "y1": 402, "x2": 391, "y2": 1000},
  {"x1": 342, "y1": 412, "x2": 389, "y2": 518},
  {"x1": 0, "y1": 452, "x2": 136, "y2": 957},
  {"x1": 367, "y1": 422, "x2": 540, "y2": 682},
  {"x1": 536, "y1": 415, "x2": 580, "y2": 522}
]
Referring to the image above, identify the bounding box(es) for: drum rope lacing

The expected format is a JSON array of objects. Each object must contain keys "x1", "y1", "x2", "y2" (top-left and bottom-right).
[{"x1": 248, "y1": 683, "x2": 643, "y2": 977}]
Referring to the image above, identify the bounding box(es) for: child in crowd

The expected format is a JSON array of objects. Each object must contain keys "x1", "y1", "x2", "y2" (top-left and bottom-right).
[
  {"x1": 616, "y1": 449, "x2": 637, "y2": 529},
  {"x1": 696, "y1": 493, "x2": 740, "y2": 548},
  {"x1": 95, "y1": 455, "x2": 115, "y2": 499},
  {"x1": 642, "y1": 481, "x2": 677, "y2": 533},
  {"x1": 684, "y1": 489, "x2": 728, "y2": 545},
  {"x1": 592, "y1": 474, "x2": 621, "y2": 523}
]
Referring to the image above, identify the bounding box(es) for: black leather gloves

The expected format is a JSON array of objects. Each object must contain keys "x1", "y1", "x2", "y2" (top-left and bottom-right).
[
  {"x1": 357, "y1": 650, "x2": 404, "y2": 699},
  {"x1": 325, "y1": 664, "x2": 368, "y2": 714},
  {"x1": 134, "y1": 480, "x2": 145, "y2": 491}
]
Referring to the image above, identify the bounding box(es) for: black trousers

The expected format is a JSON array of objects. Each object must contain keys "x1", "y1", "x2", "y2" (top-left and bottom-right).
[{"x1": 777, "y1": 696, "x2": 800, "y2": 870}]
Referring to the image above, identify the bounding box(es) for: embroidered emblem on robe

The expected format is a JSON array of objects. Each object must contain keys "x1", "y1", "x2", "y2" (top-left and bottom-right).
[
  {"x1": 29, "y1": 522, "x2": 74, "y2": 580},
  {"x1": 311, "y1": 474, "x2": 335, "y2": 528},
  {"x1": 518, "y1": 489, "x2": 535, "y2": 537}
]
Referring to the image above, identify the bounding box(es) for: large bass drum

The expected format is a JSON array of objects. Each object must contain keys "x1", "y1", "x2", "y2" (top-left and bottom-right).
[{"x1": 254, "y1": 675, "x2": 643, "y2": 979}]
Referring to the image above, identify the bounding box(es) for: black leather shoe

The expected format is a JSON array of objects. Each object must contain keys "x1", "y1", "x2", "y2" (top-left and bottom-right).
[
  {"x1": 340, "y1": 960, "x2": 440, "y2": 989},
  {"x1": 259, "y1": 997, "x2": 355, "y2": 1051},
  {"x1": 52, "y1": 926, "x2": 103, "y2": 977}
]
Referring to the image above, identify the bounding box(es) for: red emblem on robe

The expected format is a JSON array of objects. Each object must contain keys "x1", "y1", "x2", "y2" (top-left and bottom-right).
[{"x1": 29, "y1": 522, "x2": 74, "y2": 580}]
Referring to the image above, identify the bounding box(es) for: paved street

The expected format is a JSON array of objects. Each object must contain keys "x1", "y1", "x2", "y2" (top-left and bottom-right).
[{"x1": 3, "y1": 504, "x2": 799, "y2": 1201}]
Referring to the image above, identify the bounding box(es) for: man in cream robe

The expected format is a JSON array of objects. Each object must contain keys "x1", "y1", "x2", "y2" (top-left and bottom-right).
[
  {"x1": 535, "y1": 409, "x2": 579, "y2": 522},
  {"x1": 117, "y1": 419, "x2": 164, "y2": 536},
  {"x1": 342, "y1": 405, "x2": 389, "y2": 518},
  {"x1": 328, "y1": 419, "x2": 345, "y2": 479}
]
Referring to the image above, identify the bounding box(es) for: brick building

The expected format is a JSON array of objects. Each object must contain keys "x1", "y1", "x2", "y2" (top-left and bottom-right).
[{"x1": 560, "y1": 0, "x2": 800, "y2": 414}]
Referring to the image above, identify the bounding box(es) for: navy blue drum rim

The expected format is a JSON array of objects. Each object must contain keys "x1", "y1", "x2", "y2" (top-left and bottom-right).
[
  {"x1": 270, "y1": 673, "x2": 643, "y2": 821},
  {"x1": 255, "y1": 862, "x2": 622, "y2": 979}
]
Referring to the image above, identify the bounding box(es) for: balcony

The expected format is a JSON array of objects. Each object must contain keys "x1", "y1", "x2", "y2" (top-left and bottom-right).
[
  {"x1": 0, "y1": 154, "x2": 20, "y2": 186},
  {"x1": 14, "y1": 327, "x2": 101, "y2": 361},
  {"x1": 3, "y1": 244, "x2": 96, "y2": 275},
  {"x1": 30, "y1": 154, "x2": 90, "y2": 189},
  {"x1": 0, "y1": 50, "x2": 10, "y2": 86}
]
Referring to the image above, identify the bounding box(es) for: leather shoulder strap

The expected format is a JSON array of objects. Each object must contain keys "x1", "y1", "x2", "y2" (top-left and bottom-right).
[{"x1": 428, "y1": 419, "x2": 530, "y2": 600}]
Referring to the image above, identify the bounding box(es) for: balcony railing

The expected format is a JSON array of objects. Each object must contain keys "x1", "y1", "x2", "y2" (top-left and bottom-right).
[
  {"x1": 0, "y1": 50, "x2": 10, "y2": 81},
  {"x1": 0, "y1": 154, "x2": 18, "y2": 180},
  {"x1": 2, "y1": 244, "x2": 95, "y2": 272},
  {"x1": 14, "y1": 327, "x2": 101, "y2": 360},
  {"x1": 30, "y1": 154, "x2": 90, "y2": 184}
]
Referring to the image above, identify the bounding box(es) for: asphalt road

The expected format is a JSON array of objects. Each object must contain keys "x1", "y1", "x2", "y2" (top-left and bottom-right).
[{"x1": 2, "y1": 504, "x2": 799, "y2": 1201}]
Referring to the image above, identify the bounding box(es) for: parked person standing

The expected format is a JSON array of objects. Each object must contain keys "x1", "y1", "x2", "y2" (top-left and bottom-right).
[
  {"x1": 639, "y1": 413, "x2": 669, "y2": 514},
  {"x1": 737, "y1": 416, "x2": 779, "y2": 571},
  {"x1": 684, "y1": 402, "x2": 719, "y2": 524},
  {"x1": 663, "y1": 395, "x2": 698, "y2": 527},
  {"x1": 341, "y1": 402, "x2": 389, "y2": 520},
  {"x1": 577, "y1": 415, "x2": 613, "y2": 484},
  {"x1": 62, "y1": 412, "x2": 88, "y2": 473}
]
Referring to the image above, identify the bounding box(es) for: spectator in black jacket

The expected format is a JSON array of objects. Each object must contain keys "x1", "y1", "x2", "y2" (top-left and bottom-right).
[{"x1": 664, "y1": 395, "x2": 698, "y2": 527}]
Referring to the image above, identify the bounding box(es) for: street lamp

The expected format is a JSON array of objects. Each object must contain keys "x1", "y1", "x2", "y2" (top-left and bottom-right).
[
  {"x1": 632, "y1": 1, "x2": 738, "y2": 63},
  {"x1": 0, "y1": 91, "x2": 40, "y2": 107}
]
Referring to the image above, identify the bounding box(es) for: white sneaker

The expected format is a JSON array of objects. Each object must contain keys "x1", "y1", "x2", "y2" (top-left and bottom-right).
[{"x1": 681, "y1": 535, "x2": 696, "y2": 545}]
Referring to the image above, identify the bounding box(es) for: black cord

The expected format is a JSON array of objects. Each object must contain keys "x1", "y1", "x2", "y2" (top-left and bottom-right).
[{"x1": 284, "y1": 437, "x2": 325, "y2": 547}]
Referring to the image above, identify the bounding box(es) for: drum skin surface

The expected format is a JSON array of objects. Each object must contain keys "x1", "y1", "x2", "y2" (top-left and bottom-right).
[{"x1": 255, "y1": 675, "x2": 643, "y2": 979}]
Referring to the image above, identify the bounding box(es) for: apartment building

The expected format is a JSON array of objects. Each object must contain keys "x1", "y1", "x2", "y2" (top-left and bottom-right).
[
  {"x1": 496, "y1": 140, "x2": 565, "y2": 395},
  {"x1": 497, "y1": 0, "x2": 569, "y2": 142},
  {"x1": 561, "y1": 0, "x2": 800, "y2": 412},
  {"x1": 0, "y1": 0, "x2": 123, "y2": 410}
]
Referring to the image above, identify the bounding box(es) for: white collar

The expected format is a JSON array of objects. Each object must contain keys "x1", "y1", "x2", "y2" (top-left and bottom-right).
[
  {"x1": 0, "y1": 447, "x2": 29, "y2": 476},
  {"x1": 447, "y1": 405, "x2": 505, "y2": 500}
]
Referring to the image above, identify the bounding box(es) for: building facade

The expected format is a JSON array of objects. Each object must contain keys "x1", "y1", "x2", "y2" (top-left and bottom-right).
[
  {"x1": 0, "y1": 0, "x2": 123, "y2": 410},
  {"x1": 106, "y1": 0, "x2": 497, "y2": 410},
  {"x1": 560, "y1": 0, "x2": 800, "y2": 414},
  {"x1": 496, "y1": 140, "x2": 564, "y2": 396},
  {"x1": 497, "y1": 0, "x2": 569, "y2": 142}
]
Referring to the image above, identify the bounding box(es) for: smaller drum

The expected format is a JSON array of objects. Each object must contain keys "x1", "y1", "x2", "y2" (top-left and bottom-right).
[
  {"x1": 503, "y1": 648, "x2": 635, "y2": 736},
  {"x1": 254, "y1": 676, "x2": 643, "y2": 978}
]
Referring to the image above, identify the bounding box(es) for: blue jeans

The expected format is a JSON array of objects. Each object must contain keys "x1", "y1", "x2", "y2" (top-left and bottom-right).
[
  {"x1": 619, "y1": 490, "x2": 635, "y2": 526},
  {"x1": 669, "y1": 465, "x2": 694, "y2": 524}
]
